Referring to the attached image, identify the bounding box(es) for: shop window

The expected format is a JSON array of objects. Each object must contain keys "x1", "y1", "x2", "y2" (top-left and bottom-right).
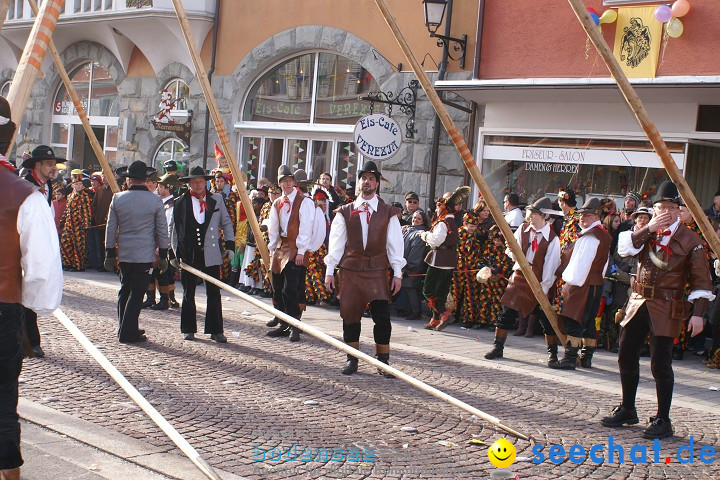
[
  {"x1": 53, "y1": 62, "x2": 119, "y2": 117},
  {"x1": 153, "y1": 138, "x2": 190, "y2": 173},
  {"x1": 0, "y1": 81, "x2": 10, "y2": 98},
  {"x1": 240, "y1": 136, "x2": 261, "y2": 185},
  {"x1": 163, "y1": 78, "x2": 190, "y2": 117},
  {"x1": 697, "y1": 105, "x2": 720, "y2": 133}
]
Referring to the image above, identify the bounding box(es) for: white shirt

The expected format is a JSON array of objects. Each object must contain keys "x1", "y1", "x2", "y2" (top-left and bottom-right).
[
  {"x1": 563, "y1": 220, "x2": 608, "y2": 287},
  {"x1": 420, "y1": 214, "x2": 453, "y2": 269},
  {"x1": 506, "y1": 222, "x2": 561, "y2": 294},
  {"x1": 162, "y1": 195, "x2": 174, "y2": 246},
  {"x1": 268, "y1": 188, "x2": 315, "y2": 255},
  {"x1": 504, "y1": 207, "x2": 524, "y2": 229},
  {"x1": 19, "y1": 191, "x2": 63, "y2": 315},
  {"x1": 191, "y1": 194, "x2": 206, "y2": 224},
  {"x1": 324, "y1": 194, "x2": 406, "y2": 278}
]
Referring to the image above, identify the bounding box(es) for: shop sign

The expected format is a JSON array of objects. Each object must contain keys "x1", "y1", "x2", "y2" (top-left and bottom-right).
[
  {"x1": 151, "y1": 89, "x2": 193, "y2": 145},
  {"x1": 353, "y1": 113, "x2": 402, "y2": 160}
]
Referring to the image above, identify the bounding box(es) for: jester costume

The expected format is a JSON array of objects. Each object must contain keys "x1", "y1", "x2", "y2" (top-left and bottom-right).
[
  {"x1": 477, "y1": 227, "x2": 513, "y2": 328},
  {"x1": 305, "y1": 191, "x2": 331, "y2": 304},
  {"x1": 243, "y1": 199, "x2": 270, "y2": 292},
  {"x1": 60, "y1": 186, "x2": 92, "y2": 270},
  {"x1": 451, "y1": 214, "x2": 485, "y2": 327},
  {"x1": 554, "y1": 208, "x2": 582, "y2": 310}
]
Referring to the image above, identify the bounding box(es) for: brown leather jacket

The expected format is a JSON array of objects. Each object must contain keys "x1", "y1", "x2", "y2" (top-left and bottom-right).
[{"x1": 622, "y1": 224, "x2": 712, "y2": 337}]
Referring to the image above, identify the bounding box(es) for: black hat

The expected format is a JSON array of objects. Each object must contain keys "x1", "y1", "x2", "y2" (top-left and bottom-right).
[
  {"x1": 158, "y1": 173, "x2": 180, "y2": 186},
  {"x1": 277, "y1": 165, "x2": 293, "y2": 182},
  {"x1": 577, "y1": 197, "x2": 603, "y2": 215},
  {"x1": 525, "y1": 196, "x2": 557, "y2": 216},
  {"x1": 0, "y1": 96, "x2": 16, "y2": 147},
  {"x1": 179, "y1": 165, "x2": 213, "y2": 182},
  {"x1": 163, "y1": 159, "x2": 178, "y2": 171},
  {"x1": 655, "y1": 180, "x2": 682, "y2": 205},
  {"x1": 357, "y1": 160, "x2": 381, "y2": 181},
  {"x1": 21, "y1": 145, "x2": 67, "y2": 169},
  {"x1": 293, "y1": 168, "x2": 310, "y2": 184},
  {"x1": 558, "y1": 188, "x2": 577, "y2": 206},
  {"x1": 120, "y1": 160, "x2": 157, "y2": 180},
  {"x1": 404, "y1": 191, "x2": 419, "y2": 201},
  {"x1": 115, "y1": 166, "x2": 127, "y2": 177}
]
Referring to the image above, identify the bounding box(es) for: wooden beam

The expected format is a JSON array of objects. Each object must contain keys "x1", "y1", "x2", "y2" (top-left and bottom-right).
[
  {"x1": 27, "y1": 0, "x2": 119, "y2": 193},
  {"x1": 6, "y1": 0, "x2": 65, "y2": 152},
  {"x1": 169, "y1": 0, "x2": 270, "y2": 272},
  {"x1": 372, "y1": 0, "x2": 566, "y2": 344},
  {"x1": 564, "y1": 0, "x2": 720, "y2": 261}
]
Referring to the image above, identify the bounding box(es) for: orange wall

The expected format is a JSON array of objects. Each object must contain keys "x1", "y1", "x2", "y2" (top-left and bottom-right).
[
  {"x1": 126, "y1": 47, "x2": 155, "y2": 77},
  {"x1": 209, "y1": 0, "x2": 477, "y2": 76},
  {"x1": 479, "y1": 0, "x2": 720, "y2": 79}
]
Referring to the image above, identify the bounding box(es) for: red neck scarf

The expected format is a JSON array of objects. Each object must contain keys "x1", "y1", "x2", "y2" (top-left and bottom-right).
[
  {"x1": 0, "y1": 156, "x2": 14, "y2": 173},
  {"x1": 189, "y1": 190, "x2": 208, "y2": 213},
  {"x1": 279, "y1": 195, "x2": 291, "y2": 213},
  {"x1": 530, "y1": 227, "x2": 541, "y2": 252},
  {"x1": 651, "y1": 229, "x2": 673, "y2": 257},
  {"x1": 31, "y1": 170, "x2": 48, "y2": 194},
  {"x1": 351, "y1": 201, "x2": 371, "y2": 224}
]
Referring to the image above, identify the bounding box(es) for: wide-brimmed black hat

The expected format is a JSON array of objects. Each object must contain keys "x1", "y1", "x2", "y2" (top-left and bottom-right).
[
  {"x1": 558, "y1": 187, "x2": 577, "y2": 206},
  {"x1": 357, "y1": 160, "x2": 381, "y2": 181},
  {"x1": 655, "y1": 180, "x2": 682, "y2": 205},
  {"x1": 179, "y1": 165, "x2": 213, "y2": 182},
  {"x1": 0, "y1": 96, "x2": 16, "y2": 147},
  {"x1": 21, "y1": 145, "x2": 66, "y2": 169},
  {"x1": 277, "y1": 165, "x2": 293, "y2": 182},
  {"x1": 120, "y1": 160, "x2": 156, "y2": 180},
  {"x1": 577, "y1": 197, "x2": 603, "y2": 215},
  {"x1": 525, "y1": 196, "x2": 557, "y2": 216}
]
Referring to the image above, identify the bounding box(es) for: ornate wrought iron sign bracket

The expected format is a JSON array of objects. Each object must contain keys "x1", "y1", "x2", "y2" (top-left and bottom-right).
[{"x1": 361, "y1": 79, "x2": 418, "y2": 139}]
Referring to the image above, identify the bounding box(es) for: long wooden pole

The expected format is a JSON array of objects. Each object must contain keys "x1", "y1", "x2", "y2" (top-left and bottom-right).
[
  {"x1": 565, "y1": 0, "x2": 720, "y2": 259},
  {"x1": 27, "y1": 0, "x2": 119, "y2": 193},
  {"x1": 6, "y1": 0, "x2": 65, "y2": 153},
  {"x1": 180, "y1": 262, "x2": 529, "y2": 441},
  {"x1": 170, "y1": 0, "x2": 270, "y2": 272},
  {"x1": 372, "y1": 0, "x2": 565, "y2": 344},
  {"x1": 53, "y1": 309, "x2": 223, "y2": 480},
  {"x1": 0, "y1": 0, "x2": 12, "y2": 33}
]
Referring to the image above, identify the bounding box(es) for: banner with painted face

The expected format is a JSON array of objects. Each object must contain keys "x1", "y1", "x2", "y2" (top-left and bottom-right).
[{"x1": 613, "y1": 6, "x2": 663, "y2": 79}]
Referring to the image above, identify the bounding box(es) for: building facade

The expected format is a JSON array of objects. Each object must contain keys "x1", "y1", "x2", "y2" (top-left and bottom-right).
[{"x1": 1, "y1": 0, "x2": 478, "y2": 207}]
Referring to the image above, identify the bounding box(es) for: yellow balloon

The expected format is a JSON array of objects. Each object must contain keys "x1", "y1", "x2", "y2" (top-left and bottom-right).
[
  {"x1": 666, "y1": 17, "x2": 684, "y2": 38},
  {"x1": 599, "y1": 9, "x2": 618, "y2": 24}
]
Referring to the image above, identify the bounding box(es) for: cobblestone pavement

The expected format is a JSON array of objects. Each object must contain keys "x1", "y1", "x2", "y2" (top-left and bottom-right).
[{"x1": 19, "y1": 272, "x2": 720, "y2": 479}]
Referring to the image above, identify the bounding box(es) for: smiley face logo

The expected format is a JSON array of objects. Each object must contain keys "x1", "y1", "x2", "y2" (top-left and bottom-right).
[{"x1": 488, "y1": 438, "x2": 516, "y2": 469}]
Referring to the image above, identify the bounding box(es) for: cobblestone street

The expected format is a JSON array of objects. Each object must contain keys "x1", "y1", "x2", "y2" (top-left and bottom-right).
[{"x1": 19, "y1": 272, "x2": 720, "y2": 479}]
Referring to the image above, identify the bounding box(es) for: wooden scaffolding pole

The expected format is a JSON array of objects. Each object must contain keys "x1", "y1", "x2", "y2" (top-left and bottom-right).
[
  {"x1": 372, "y1": 0, "x2": 566, "y2": 344},
  {"x1": 0, "y1": 0, "x2": 12, "y2": 33},
  {"x1": 169, "y1": 0, "x2": 270, "y2": 271},
  {"x1": 27, "y1": 0, "x2": 119, "y2": 193},
  {"x1": 565, "y1": 0, "x2": 720, "y2": 259},
  {"x1": 6, "y1": 0, "x2": 65, "y2": 152}
]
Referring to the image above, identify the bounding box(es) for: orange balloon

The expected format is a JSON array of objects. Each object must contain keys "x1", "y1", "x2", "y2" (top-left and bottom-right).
[{"x1": 671, "y1": 0, "x2": 690, "y2": 18}]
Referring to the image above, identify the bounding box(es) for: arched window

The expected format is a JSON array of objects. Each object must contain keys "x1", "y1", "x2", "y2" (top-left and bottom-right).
[
  {"x1": 153, "y1": 138, "x2": 190, "y2": 173},
  {"x1": 0, "y1": 81, "x2": 10, "y2": 98},
  {"x1": 238, "y1": 52, "x2": 378, "y2": 185},
  {"x1": 51, "y1": 61, "x2": 119, "y2": 170},
  {"x1": 163, "y1": 78, "x2": 190, "y2": 117}
]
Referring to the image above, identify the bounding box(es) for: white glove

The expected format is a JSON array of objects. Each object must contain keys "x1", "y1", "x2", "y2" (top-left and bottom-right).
[
  {"x1": 714, "y1": 259, "x2": 720, "y2": 277},
  {"x1": 223, "y1": 250, "x2": 235, "y2": 262},
  {"x1": 476, "y1": 266, "x2": 492, "y2": 284}
]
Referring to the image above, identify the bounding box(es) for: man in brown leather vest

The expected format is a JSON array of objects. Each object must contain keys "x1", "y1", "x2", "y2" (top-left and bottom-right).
[
  {"x1": 325, "y1": 161, "x2": 405, "y2": 376},
  {"x1": 420, "y1": 186, "x2": 470, "y2": 331},
  {"x1": 484, "y1": 197, "x2": 561, "y2": 364},
  {"x1": 553, "y1": 197, "x2": 611, "y2": 370},
  {"x1": 602, "y1": 181, "x2": 713, "y2": 439},
  {"x1": 0, "y1": 97, "x2": 63, "y2": 480},
  {"x1": 267, "y1": 165, "x2": 316, "y2": 342}
]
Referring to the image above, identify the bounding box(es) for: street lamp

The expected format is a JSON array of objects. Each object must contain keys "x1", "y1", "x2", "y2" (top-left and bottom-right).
[{"x1": 422, "y1": 0, "x2": 467, "y2": 69}]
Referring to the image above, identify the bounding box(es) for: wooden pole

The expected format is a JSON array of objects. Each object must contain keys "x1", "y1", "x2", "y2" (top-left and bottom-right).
[
  {"x1": 27, "y1": 0, "x2": 119, "y2": 193},
  {"x1": 53, "y1": 309, "x2": 223, "y2": 480},
  {"x1": 169, "y1": 0, "x2": 270, "y2": 272},
  {"x1": 6, "y1": 0, "x2": 65, "y2": 152},
  {"x1": 0, "y1": 0, "x2": 12, "y2": 33},
  {"x1": 565, "y1": 0, "x2": 720, "y2": 260},
  {"x1": 372, "y1": 0, "x2": 565, "y2": 344},
  {"x1": 180, "y1": 262, "x2": 530, "y2": 441}
]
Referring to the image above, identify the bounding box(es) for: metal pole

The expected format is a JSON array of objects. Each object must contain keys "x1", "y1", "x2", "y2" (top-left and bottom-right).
[
  {"x1": 180, "y1": 261, "x2": 529, "y2": 441},
  {"x1": 53, "y1": 309, "x2": 223, "y2": 480},
  {"x1": 372, "y1": 0, "x2": 566, "y2": 344}
]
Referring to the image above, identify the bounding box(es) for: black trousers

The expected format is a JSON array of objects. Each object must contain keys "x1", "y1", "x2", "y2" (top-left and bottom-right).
[
  {"x1": 561, "y1": 284, "x2": 603, "y2": 339},
  {"x1": 118, "y1": 262, "x2": 152, "y2": 342},
  {"x1": 0, "y1": 303, "x2": 24, "y2": 470},
  {"x1": 496, "y1": 304, "x2": 553, "y2": 335},
  {"x1": 87, "y1": 228, "x2": 105, "y2": 269},
  {"x1": 617, "y1": 304, "x2": 675, "y2": 420},
  {"x1": 22, "y1": 307, "x2": 40, "y2": 348},
  {"x1": 181, "y1": 251, "x2": 223, "y2": 334},
  {"x1": 343, "y1": 300, "x2": 392, "y2": 344},
  {"x1": 271, "y1": 263, "x2": 307, "y2": 320}
]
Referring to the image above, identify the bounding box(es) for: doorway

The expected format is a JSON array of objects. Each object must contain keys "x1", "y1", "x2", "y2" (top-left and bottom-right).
[{"x1": 71, "y1": 125, "x2": 105, "y2": 171}]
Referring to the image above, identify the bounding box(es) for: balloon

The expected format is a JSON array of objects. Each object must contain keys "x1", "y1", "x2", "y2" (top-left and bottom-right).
[
  {"x1": 599, "y1": 9, "x2": 618, "y2": 24},
  {"x1": 671, "y1": 0, "x2": 690, "y2": 18},
  {"x1": 589, "y1": 12, "x2": 600, "y2": 26},
  {"x1": 654, "y1": 5, "x2": 673, "y2": 23},
  {"x1": 666, "y1": 17, "x2": 684, "y2": 38}
]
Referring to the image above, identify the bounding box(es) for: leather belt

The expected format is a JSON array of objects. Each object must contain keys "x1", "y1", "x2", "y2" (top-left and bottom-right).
[{"x1": 632, "y1": 282, "x2": 683, "y2": 301}]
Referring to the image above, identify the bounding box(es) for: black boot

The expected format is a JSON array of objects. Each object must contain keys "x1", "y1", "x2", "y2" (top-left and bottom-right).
[
  {"x1": 579, "y1": 347, "x2": 595, "y2": 368},
  {"x1": 376, "y1": 353, "x2": 395, "y2": 379},
  {"x1": 289, "y1": 326, "x2": 301, "y2": 342},
  {"x1": 601, "y1": 405, "x2": 639, "y2": 428},
  {"x1": 266, "y1": 317, "x2": 280, "y2": 327},
  {"x1": 266, "y1": 322, "x2": 290, "y2": 337},
  {"x1": 550, "y1": 338, "x2": 581, "y2": 370},
  {"x1": 512, "y1": 317, "x2": 528, "y2": 336},
  {"x1": 141, "y1": 291, "x2": 156, "y2": 309},
  {"x1": 484, "y1": 329, "x2": 507, "y2": 359},
  {"x1": 546, "y1": 342, "x2": 559, "y2": 367},
  {"x1": 150, "y1": 294, "x2": 169, "y2": 310},
  {"x1": 342, "y1": 355, "x2": 359, "y2": 375},
  {"x1": 168, "y1": 291, "x2": 179, "y2": 308}
]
